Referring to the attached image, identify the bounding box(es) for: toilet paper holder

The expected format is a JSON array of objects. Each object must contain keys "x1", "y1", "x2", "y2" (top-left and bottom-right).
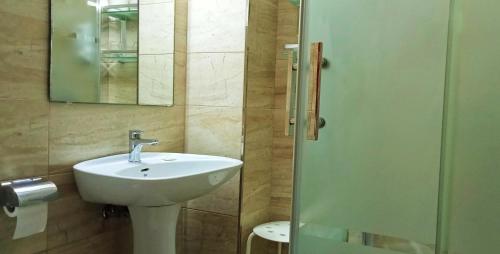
[{"x1": 0, "y1": 178, "x2": 58, "y2": 212}]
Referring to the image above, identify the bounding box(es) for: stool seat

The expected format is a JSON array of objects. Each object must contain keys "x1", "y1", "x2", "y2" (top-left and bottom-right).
[
  {"x1": 253, "y1": 221, "x2": 290, "y2": 243},
  {"x1": 246, "y1": 221, "x2": 290, "y2": 254}
]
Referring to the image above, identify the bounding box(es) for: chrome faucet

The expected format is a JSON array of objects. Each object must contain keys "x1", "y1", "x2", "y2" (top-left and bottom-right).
[{"x1": 129, "y1": 130, "x2": 159, "y2": 163}]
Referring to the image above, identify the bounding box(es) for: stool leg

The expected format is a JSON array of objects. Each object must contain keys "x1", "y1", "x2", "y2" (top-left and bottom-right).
[
  {"x1": 246, "y1": 232, "x2": 256, "y2": 254},
  {"x1": 277, "y1": 242, "x2": 282, "y2": 254}
]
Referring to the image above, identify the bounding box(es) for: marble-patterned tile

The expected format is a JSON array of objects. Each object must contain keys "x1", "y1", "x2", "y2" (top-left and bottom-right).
[
  {"x1": 172, "y1": 0, "x2": 188, "y2": 106},
  {"x1": 240, "y1": 108, "x2": 274, "y2": 253},
  {"x1": 174, "y1": 51, "x2": 187, "y2": 106},
  {"x1": 139, "y1": 54, "x2": 174, "y2": 106},
  {"x1": 276, "y1": 0, "x2": 299, "y2": 48},
  {"x1": 0, "y1": 100, "x2": 49, "y2": 181},
  {"x1": 49, "y1": 104, "x2": 185, "y2": 174},
  {"x1": 183, "y1": 209, "x2": 238, "y2": 254},
  {"x1": 273, "y1": 58, "x2": 289, "y2": 109},
  {"x1": 188, "y1": 0, "x2": 247, "y2": 53},
  {"x1": 274, "y1": 0, "x2": 299, "y2": 109},
  {"x1": 268, "y1": 0, "x2": 299, "y2": 223},
  {"x1": 271, "y1": 137, "x2": 294, "y2": 202},
  {"x1": 243, "y1": 108, "x2": 273, "y2": 170},
  {"x1": 47, "y1": 173, "x2": 132, "y2": 251},
  {"x1": 185, "y1": 106, "x2": 243, "y2": 159},
  {"x1": 139, "y1": 1, "x2": 175, "y2": 54},
  {"x1": 245, "y1": 0, "x2": 278, "y2": 109},
  {"x1": 47, "y1": 228, "x2": 132, "y2": 254},
  {"x1": 270, "y1": 197, "x2": 292, "y2": 221},
  {"x1": 174, "y1": 0, "x2": 188, "y2": 54},
  {"x1": 187, "y1": 172, "x2": 240, "y2": 216},
  {"x1": 271, "y1": 108, "x2": 286, "y2": 137},
  {"x1": 0, "y1": 0, "x2": 49, "y2": 101},
  {"x1": 187, "y1": 53, "x2": 245, "y2": 107}
]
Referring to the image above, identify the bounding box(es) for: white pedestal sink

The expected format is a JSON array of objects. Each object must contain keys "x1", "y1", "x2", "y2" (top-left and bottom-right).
[{"x1": 73, "y1": 153, "x2": 242, "y2": 254}]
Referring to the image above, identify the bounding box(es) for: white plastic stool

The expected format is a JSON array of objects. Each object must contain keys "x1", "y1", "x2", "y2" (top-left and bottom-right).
[{"x1": 246, "y1": 221, "x2": 290, "y2": 254}]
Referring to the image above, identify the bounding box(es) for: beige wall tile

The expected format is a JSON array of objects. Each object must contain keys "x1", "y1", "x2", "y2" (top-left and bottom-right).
[
  {"x1": 273, "y1": 58, "x2": 289, "y2": 109},
  {"x1": 0, "y1": 41, "x2": 49, "y2": 102},
  {"x1": 187, "y1": 53, "x2": 245, "y2": 107},
  {"x1": 184, "y1": 106, "x2": 242, "y2": 216},
  {"x1": 174, "y1": 0, "x2": 188, "y2": 55},
  {"x1": 271, "y1": 136, "x2": 293, "y2": 199},
  {"x1": 273, "y1": 0, "x2": 299, "y2": 109},
  {"x1": 188, "y1": 0, "x2": 247, "y2": 53},
  {"x1": 47, "y1": 173, "x2": 132, "y2": 252},
  {"x1": 0, "y1": 2, "x2": 49, "y2": 254},
  {"x1": 183, "y1": 209, "x2": 238, "y2": 254},
  {"x1": 271, "y1": 109, "x2": 294, "y2": 213},
  {"x1": 185, "y1": 106, "x2": 243, "y2": 159},
  {"x1": 240, "y1": 108, "x2": 274, "y2": 252},
  {"x1": 184, "y1": 0, "x2": 246, "y2": 246},
  {"x1": 0, "y1": 0, "x2": 49, "y2": 102},
  {"x1": 173, "y1": 0, "x2": 188, "y2": 106},
  {"x1": 245, "y1": 0, "x2": 278, "y2": 109},
  {"x1": 243, "y1": 109, "x2": 273, "y2": 172},
  {"x1": 139, "y1": 1, "x2": 175, "y2": 54},
  {"x1": 174, "y1": 51, "x2": 187, "y2": 106},
  {"x1": 49, "y1": 104, "x2": 184, "y2": 174},
  {"x1": 47, "y1": 228, "x2": 132, "y2": 254},
  {"x1": 0, "y1": 100, "x2": 49, "y2": 181},
  {"x1": 268, "y1": 0, "x2": 299, "y2": 221},
  {"x1": 238, "y1": 1, "x2": 297, "y2": 252},
  {"x1": 276, "y1": 0, "x2": 299, "y2": 48},
  {"x1": 139, "y1": 54, "x2": 174, "y2": 106}
]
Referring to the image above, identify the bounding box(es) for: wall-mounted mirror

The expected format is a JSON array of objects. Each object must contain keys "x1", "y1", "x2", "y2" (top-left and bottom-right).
[{"x1": 50, "y1": 0, "x2": 176, "y2": 106}]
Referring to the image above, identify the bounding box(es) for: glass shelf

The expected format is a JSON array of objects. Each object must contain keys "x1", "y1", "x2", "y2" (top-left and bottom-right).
[
  {"x1": 102, "y1": 4, "x2": 138, "y2": 20},
  {"x1": 101, "y1": 50, "x2": 137, "y2": 63}
]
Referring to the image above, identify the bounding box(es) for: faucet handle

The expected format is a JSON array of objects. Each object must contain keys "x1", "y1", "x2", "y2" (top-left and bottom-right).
[{"x1": 129, "y1": 130, "x2": 143, "y2": 139}]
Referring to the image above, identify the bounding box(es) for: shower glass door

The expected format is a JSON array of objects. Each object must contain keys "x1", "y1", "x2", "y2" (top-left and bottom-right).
[{"x1": 291, "y1": 0, "x2": 451, "y2": 253}]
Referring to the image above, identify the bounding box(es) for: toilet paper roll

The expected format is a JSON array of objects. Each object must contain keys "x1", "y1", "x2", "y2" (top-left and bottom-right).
[{"x1": 3, "y1": 203, "x2": 48, "y2": 240}]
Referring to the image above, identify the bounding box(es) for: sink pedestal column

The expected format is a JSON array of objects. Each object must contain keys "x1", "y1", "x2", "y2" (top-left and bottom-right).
[{"x1": 128, "y1": 204, "x2": 181, "y2": 254}]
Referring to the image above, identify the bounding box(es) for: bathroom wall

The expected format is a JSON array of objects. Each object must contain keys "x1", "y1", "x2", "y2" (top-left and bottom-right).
[
  {"x1": 183, "y1": 0, "x2": 247, "y2": 253},
  {"x1": 238, "y1": 0, "x2": 300, "y2": 253},
  {"x1": 271, "y1": 0, "x2": 299, "y2": 221},
  {"x1": 138, "y1": 0, "x2": 176, "y2": 105},
  {"x1": 0, "y1": 1, "x2": 187, "y2": 253},
  {"x1": 240, "y1": 0, "x2": 278, "y2": 253}
]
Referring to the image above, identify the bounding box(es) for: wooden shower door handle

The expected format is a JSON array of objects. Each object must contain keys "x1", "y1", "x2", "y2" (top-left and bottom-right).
[
  {"x1": 307, "y1": 42, "x2": 324, "y2": 140},
  {"x1": 284, "y1": 50, "x2": 295, "y2": 136}
]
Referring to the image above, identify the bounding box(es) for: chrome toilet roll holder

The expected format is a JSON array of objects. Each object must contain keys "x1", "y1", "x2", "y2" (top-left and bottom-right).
[{"x1": 0, "y1": 177, "x2": 58, "y2": 212}]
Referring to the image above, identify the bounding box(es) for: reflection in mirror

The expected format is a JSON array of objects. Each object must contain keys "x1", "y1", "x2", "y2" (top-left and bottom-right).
[
  {"x1": 50, "y1": 0, "x2": 175, "y2": 106},
  {"x1": 100, "y1": 1, "x2": 138, "y2": 104}
]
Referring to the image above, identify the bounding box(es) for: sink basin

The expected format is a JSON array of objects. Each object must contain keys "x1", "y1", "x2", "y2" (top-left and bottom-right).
[
  {"x1": 74, "y1": 152, "x2": 242, "y2": 207},
  {"x1": 73, "y1": 152, "x2": 242, "y2": 254}
]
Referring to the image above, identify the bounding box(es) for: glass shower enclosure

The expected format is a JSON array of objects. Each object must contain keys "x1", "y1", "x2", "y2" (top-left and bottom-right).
[
  {"x1": 291, "y1": 0, "x2": 451, "y2": 253},
  {"x1": 291, "y1": 0, "x2": 500, "y2": 253}
]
